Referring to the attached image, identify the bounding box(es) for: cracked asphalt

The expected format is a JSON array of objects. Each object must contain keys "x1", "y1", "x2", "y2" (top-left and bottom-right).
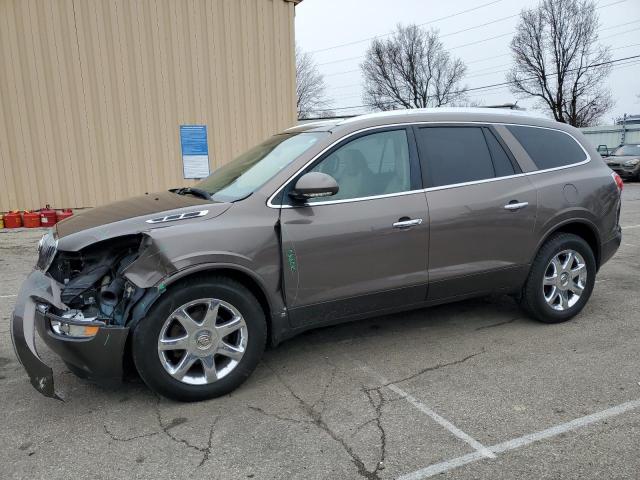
[{"x1": 1, "y1": 183, "x2": 640, "y2": 479}]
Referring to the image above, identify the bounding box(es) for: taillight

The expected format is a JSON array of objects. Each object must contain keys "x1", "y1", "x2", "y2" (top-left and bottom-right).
[{"x1": 612, "y1": 172, "x2": 624, "y2": 192}]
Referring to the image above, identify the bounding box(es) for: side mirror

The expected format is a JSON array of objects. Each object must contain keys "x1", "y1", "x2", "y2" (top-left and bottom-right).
[
  {"x1": 289, "y1": 172, "x2": 339, "y2": 201},
  {"x1": 597, "y1": 144, "x2": 610, "y2": 157}
]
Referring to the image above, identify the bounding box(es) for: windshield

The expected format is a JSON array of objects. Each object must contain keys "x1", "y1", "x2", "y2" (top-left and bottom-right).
[
  {"x1": 612, "y1": 145, "x2": 640, "y2": 156},
  {"x1": 195, "y1": 132, "x2": 326, "y2": 202}
]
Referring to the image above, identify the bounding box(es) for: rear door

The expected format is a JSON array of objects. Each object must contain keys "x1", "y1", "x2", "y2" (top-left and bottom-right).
[
  {"x1": 278, "y1": 127, "x2": 429, "y2": 327},
  {"x1": 414, "y1": 124, "x2": 538, "y2": 300}
]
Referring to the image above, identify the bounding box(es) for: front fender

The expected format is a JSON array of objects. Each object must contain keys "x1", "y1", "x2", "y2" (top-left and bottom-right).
[
  {"x1": 122, "y1": 214, "x2": 289, "y2": 344},
  {"x1": 125, "y1": 262, "x2": 289, "y2": 346}
]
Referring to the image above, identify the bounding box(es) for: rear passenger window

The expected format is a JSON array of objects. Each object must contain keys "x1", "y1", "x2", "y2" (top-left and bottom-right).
[
  {"x1": 506, "y1": 125, "x2": 586, "y2": 170},
  {"x1": 415, "y1": 127, "x2": 495, "y2": 187}
]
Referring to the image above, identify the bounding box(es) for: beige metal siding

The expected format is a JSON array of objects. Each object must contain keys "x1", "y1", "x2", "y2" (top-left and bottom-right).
[{"x1": 0, "y1": 0, "x2": 297, "y2": 211}]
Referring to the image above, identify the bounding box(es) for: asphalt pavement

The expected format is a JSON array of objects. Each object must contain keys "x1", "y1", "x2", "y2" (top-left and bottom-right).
[{"x1": 1, "y1": 184, "x2": 639, "y2": 480}]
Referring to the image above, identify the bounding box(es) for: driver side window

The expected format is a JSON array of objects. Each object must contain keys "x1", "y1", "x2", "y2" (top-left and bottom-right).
[{"x1": 308, "y1": 129, "x2": 411, "y2": 202}]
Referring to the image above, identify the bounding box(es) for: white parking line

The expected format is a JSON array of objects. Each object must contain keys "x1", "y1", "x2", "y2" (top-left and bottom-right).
[
  {"x1": 398, "y1": 398, "x2": 640, "y2": 479},
  {"x1": 622, "y1": 224, "x2": 640, "y2": 230},
  {"x1": 0, "y1": 294, "x2": 17, "y2": 298},
  {"x1": 359, "y1": 363, "x2": 496, "y2": 459}
]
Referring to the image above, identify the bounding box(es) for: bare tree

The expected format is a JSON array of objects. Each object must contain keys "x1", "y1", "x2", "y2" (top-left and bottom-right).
[
  {"x1": 508, "y1": 0, "x2": 613, "y2": 127},
  {"x1": 361, "y1": 24, "x2": 467, "y2": 111},
  {"x1": 296, "y1": 45, "x2": 331, "y2": 119}
]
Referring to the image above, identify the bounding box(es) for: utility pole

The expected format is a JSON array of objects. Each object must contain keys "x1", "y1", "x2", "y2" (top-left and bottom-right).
[{"x1": 621, "y1": 113, "x2": 627, "y2": 145}]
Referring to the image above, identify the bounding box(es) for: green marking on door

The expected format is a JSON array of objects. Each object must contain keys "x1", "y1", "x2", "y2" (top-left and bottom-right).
[{"x1": 286, "y1": 248, "x2": 297, "y2": 272}]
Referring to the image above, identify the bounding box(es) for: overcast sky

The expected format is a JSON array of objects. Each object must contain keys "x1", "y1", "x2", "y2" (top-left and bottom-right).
[{"x1": 295, "y1": 0, "x2": 640, "y2": 123}]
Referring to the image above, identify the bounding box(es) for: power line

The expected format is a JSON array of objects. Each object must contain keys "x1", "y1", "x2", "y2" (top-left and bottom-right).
[
  {"x1": 458, "y1": 40, "x2": 640, "y2": 77},
  {"x1": 311, "y1": 54, "x2": 640, "y2": 113},
  {"x1": 436, "y1": 40, "x2": 640, "y2": 81},
  {"x1": 466, "y1": 66, "x2": 510, "y2": 79},
  {"x1": 599, "y1": 18, "x2": 640, "y2": 31},
  {"x1": 308, "y1": 0, "x2": 503, "y2": 54},
  {"x1": 333, "y1": 56, "x2": 640, "y2": 108},
  {"x1": 465, "y1": 59, "x2": 640, "y2": 102},
  {"x1": 440, "y1": 14, "x2": 518, "y2": 38},
  {"x1": 308, "y1": 0, "x2": 627, "y2": 56},
  {"x1": 469, "y1": 62, "x2": 512, "y2": 74},
  {"x1": 601, "y1": 26, "x2": 640, "y2": 41},
  {"x1": 315, "y1": 1, "x2": 630, "y2": 68},
  {"x1": 446, "y1": 21, "x2": 640, "y2": 51},
  {"x1": 324, "y1": 69, "x2": 360, "y2": 78},
  {"x1": 466, "y1": 53, "x2": 511, "y2": 65},
  {"x1": 465, "y1": 41, "x2": 640, "y2": 74},
  {"x1": 323, "y1": 41, "x2": 640, "y2": 95},
  {"x1": 326, "y1": 58, "x2": 639, "y2": 104},
  {"x1": 449, "y1": 32, "x2": 513, "y2": 50}
]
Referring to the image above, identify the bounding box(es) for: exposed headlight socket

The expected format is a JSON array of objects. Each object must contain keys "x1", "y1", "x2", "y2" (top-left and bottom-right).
[{"x1": 49, "y1": 309, "x2": 101, "y2": 338}]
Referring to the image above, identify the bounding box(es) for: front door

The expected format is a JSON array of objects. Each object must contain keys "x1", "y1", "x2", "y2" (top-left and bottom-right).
[
  {"x1": 278, "y1": 128, "x2": 429, "y2": 327},
  {"x1": 413, "y1": 125, "x2": 538, "y2": 300}
]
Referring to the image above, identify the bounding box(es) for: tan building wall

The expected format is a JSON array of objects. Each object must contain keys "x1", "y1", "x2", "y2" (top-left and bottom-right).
[{"x1": 0, "y1": 0, "x2": 298, "y2": 211}]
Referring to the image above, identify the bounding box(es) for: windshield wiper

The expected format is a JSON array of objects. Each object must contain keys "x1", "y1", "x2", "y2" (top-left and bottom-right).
[{"x1": 173, "y1": 187, "x2": 212, "y2": 200}]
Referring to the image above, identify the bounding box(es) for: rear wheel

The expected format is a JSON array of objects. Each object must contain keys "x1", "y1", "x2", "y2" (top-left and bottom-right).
[
  {"x1": 132, "y1": 276, "x2": 267, "y2": 401},
  {"x1": 520, "y1": 233, "x2": 596, "y2": 323}
]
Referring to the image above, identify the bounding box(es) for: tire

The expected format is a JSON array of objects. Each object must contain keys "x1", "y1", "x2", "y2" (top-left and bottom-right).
[
  {"x1": 520, "y1": 233, "x2": 596, "y2": 324},
  {"x1": 132, "y1": 276, "x2": 267, "y2": 402}
]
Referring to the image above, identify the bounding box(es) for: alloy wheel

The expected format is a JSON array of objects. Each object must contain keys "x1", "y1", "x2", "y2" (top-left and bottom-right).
[
  {"x1": 157, "y1": 298, "x2": 248, "y2": 385},
  {"x1": 542, "y1": 249, "x2": 587, "y2": 311}
]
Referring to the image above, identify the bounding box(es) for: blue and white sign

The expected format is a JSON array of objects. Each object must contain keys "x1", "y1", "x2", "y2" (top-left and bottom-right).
[{"x1": 180, "y1": 125, "x2": 210, "y2": 179}]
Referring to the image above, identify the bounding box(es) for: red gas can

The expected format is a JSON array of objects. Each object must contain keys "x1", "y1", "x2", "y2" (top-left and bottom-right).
[
  {"x1": 56, "y1": 209, "x2": 73, "y2": 222},
  {"x1": 40, "y1": 205, "x2": 58, "y2": 226},
  {"x1": 23, "y1": 211, "x2": 42, "y2": 228},
  {"x1": 4, "y1": 211, "x2": 23, "y2": 228}
]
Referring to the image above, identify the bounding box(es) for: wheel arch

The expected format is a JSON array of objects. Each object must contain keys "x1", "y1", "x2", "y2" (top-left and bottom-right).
[
  {"x1": 534, "y1": 219, "x2": 602, "y2": 269},
  {"x1": 163, "y1": 264, "x2": 277, "y2": 345},
  {"x1": 126, "y1": 263, "x2": 285, "y2": 348}
]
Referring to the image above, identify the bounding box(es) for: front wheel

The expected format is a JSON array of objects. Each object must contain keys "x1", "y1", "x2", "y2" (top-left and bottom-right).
[
  {"x1": 520, "y1": 233, "x2": 596, "y2": 323},
  {"x1": 132, "y1": 276, "x2": 267, "y2": 401}
]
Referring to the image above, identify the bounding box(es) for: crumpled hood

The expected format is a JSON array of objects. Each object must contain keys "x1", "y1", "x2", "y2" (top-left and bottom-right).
[{"x1": 55, "y1": 190, "x2": 232, "y2": 251}]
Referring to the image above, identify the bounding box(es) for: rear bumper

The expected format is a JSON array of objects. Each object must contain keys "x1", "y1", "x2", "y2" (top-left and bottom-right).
[
  {"x1": 600, "y1": 226, "x2": 622, "y2": 267},
  {"x1": 10, "y1": 270, "x2": 128, "y2": 399}
]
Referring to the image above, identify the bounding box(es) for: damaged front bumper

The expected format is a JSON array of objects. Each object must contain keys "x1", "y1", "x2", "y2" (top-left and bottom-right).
[{"x1": 10, "y1": 270, "x2": 129, "y2": 399}]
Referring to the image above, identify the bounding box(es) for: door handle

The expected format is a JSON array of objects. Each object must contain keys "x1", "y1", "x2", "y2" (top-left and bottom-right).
[
  {"x1": 504, "y1": 201, "x2": 529, "y2": 211},
  {"x1": 393, "y1": 218, "x2": 423, "y2": 229}
]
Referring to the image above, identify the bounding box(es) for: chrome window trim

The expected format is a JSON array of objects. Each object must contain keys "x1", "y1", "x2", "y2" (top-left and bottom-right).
[
  {"x1": 266, "y1": 121, "x2": 590, "y2": 209},
  {"x1": 286, "y1": 189, "x2": 426, "y2": 207}
]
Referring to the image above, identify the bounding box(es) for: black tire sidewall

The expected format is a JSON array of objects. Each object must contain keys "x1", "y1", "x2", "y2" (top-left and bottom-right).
[
  {"x1": 524, "y1": 234, "x2": 596, "y2": 323},
  {"x1": 132, "y1": 277, "x2": 266, "y2": 402}
]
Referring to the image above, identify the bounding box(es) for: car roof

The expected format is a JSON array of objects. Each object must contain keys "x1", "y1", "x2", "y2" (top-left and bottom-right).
[
  {"x1": 335, "y1": 107, "x2": 559, "y2": 129},
  {"x1": 286, "y1": 108, "x2": 575, "y2": 136},
  {"x1": 284, "y1": 120, "x2": 342, "y2": 133}
]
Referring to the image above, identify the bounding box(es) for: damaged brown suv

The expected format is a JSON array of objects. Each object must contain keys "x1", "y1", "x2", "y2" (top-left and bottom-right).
[{"x1": 11, "y1": 108, "x2": 623, "y2": 401}]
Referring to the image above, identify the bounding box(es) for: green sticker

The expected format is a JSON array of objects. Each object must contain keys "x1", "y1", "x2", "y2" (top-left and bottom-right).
[{"x1": 286, "y1": 248, "x2": 297, "y2": 273}]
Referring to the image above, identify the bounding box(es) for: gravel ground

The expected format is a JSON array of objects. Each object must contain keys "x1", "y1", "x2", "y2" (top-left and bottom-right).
[{"x1": 1, "y1": 184, "x2": 639, "y2": 480}]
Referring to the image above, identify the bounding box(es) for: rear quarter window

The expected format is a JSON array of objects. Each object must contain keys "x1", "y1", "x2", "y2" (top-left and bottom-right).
[{"x1": 506, "y1": 125, "x2": 587, "y2": 170}]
